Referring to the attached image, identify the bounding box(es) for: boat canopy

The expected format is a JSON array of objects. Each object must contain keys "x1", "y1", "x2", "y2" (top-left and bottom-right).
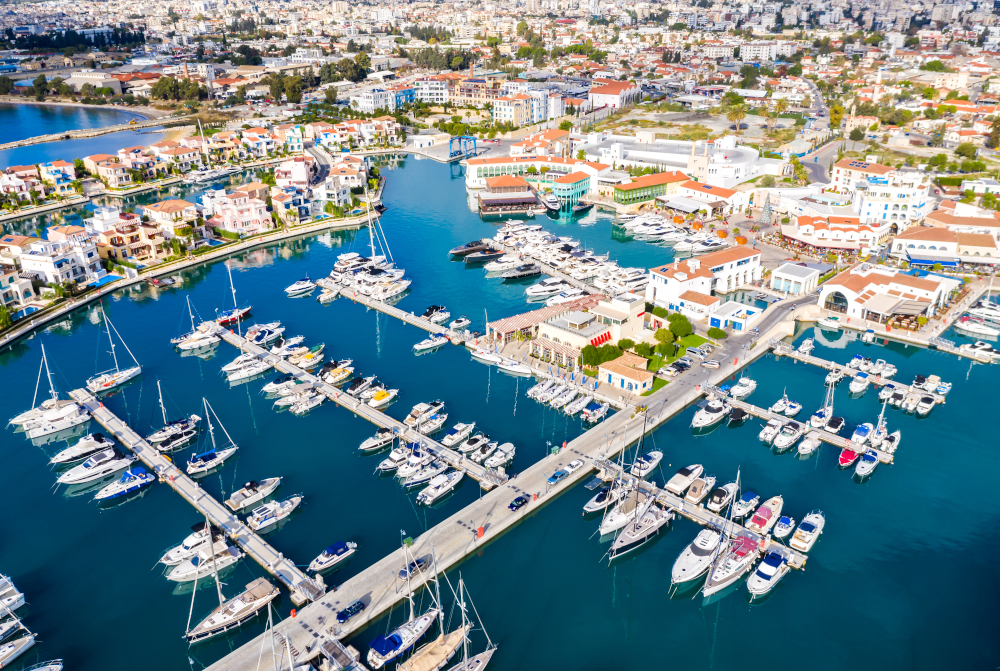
[
  {"x1": 761, "y1": 552, "x2": 784, "y2": 568},
  {"x1": 739, "y1": 491, "x2": 757, "y2": 502},
  {"x1": 798, "y1": 522, "x2": 816, "y2": 533},
  {"x1": 324, "y1": 542, "x2": 351, "y2": 557},
  {"x1": 369, "y1": 634, "x2": 403, "y2": 656}
]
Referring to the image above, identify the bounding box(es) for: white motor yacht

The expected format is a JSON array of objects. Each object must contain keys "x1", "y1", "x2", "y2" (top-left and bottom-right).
[
  {"x1": 497, "y1": 358, "x2": 532, "y2": 376},
  {"x1": 23, "y1": 401, "x2": 90, "y2": 441},
  {"x1": 916, "y1": 396, "x2": 936, "y2": 416},
  {"x1": 729, "y1": 377, "x2": 757, "y2": 399},
  {"x1": 56, "y1": 448, "x2": 135, "y2": 485},
  {"x1": 758, "y1": 418, "x2": 783, "y2": 444},
  {"x1": 581, "y1": 402, "x2": 609, "y2": 422},
  {"x1": 377, "y1": 444, "x2": 413, "y2": 472},
  {"x1": 732, "y1": 491, "x2": 760, "y2": 519},
  {"x1": 702, "y1": 535, "x2": 761, "y2": 597},
  {"x1": 849, "y1": 373, "x2": 870, "y2": 394},
  {"x1": 485, "y1": 442, "x2": 515, "y2": 468},
  {"x1": 789, "y1": 510, "x2": 825, "y2": 552},
  {"x1": 396, "y1": 451, "x2": 435, "y2": 479},
  {"x1": 664, "y1": 464, "x2": 704, "y2": 495},
  {"x1": 850, "y1": 422, "x2": 874, "y2": 446},
  {"x1": 582, "y1": 480, "x2": 627, "y2": 514},
  {"x1": 746, "y1": 551, "x2": 791, "y2": 597},
  {"x1": 49, "y1": 433, "x2": 114, "y2": 465},
  {"x1": 417, "y1": 412, "x2": 448, "y2": 434},
  {"x1": 93, "y1": 466, "x2": 155, "y2": 500},
  {"x1": 797, "y1": 338, "x2": 815, "y2": 354},
  {"x1": 403, "y1": 460, "x2": 449, "y2": 488},
  {"x1": 284, "y1": 277, "x2": 317, "y2": 295},
  {"x1": 308, "y1": 541, "x2": 357, "y2": 572},
  {"x1": 525, "y1": 277, "x2": 571, "y2": 299},
  {"x1": 467, "y1": 440, "x2": 499, "y2": 464},
  {"x1": 416, "y1": 471, "x2": 464, "y2": 505},
  {"x1": 797, "y1": 433, "x2": 822, "y2": 457},
  {"x1": 404, "y1": 401, "x2": 444, "y2": 428},
  {"x1": 290, "y1": 394, "x2": 325, "y2": 416},
  {"x1": 470, "y1": 348, "x2": 503, "y2": 364},
  {"x1": 483, "y1": 254, "x2": 522, "y2": 272},
  {"x1": 745, "y1": 495, "x2": 783, "y2": 534},
  {"x1": 449, "y1": 316, "x2": 472, "y2": 331},
  {"x1": 691, "y1": 399, "x2": 731, "y2": 428},
  {"x1": 413, "y1": 334, "x2": 449, "y2": 352},
  {"x1": 599, "y1": 490, "x2": 650, "y2": 536},
  {"x1": 705, "y1": 482, "x2": 738, "y2": 513},
  {"x1": 368, "y1": 389, "x2": 399, "y2": 409},
  {"x1": 629, "y1": 451, "x2": 663, "y2": 478},
  {"x1": 225, "y1": 478, "x2": 282, "y2": 512},
  {"x1": 185, "y1": 577, "x2": 279, "y2": 643},
  {"x1": 360, "y1": 428, "x2": 396, "y2": 452},
  {"x1": 222, "y1": 352, "x2": 258, "y2": 373},
  {"x1": 269, "y1": 337, "x2": 306, "y2": 357},
  {"x1": 440, "y1": 423, "x2": 475, "y2": 448},
  {"x1": 160, "y1": 523, "x2": 220, "y2": 566},
  {"x1": 166, "y1": 541, "x2": 243, "y2": 582},
  {"x1": 227, "y1": 360, "x2": 272, "y2": 382},
  {"x1": 246, "y1": 496, "x2": 302, "y2": 532},
  {"x1": 855, "y1": 450, "x2": 879, "y2": 478},
  {"x1": 772, "y1": 421, "x2": 804, "y2": 450},
  {"x1": 671, "y1": 529, "x2": 729, "y2": 584}
]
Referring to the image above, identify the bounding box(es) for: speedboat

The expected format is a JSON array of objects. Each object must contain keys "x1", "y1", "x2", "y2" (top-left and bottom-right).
[
  {"x1": 880, "y1": 430, "x2": 901, "y2": 454},
  {"x1": 485, "y1": 442, "x2": 515, "y2": 468},
  {"x1": 725, "y1": 408, "x2": 746, "y2": 426},
  {"x1": 774, "y1": 516, "x2": 795, "y2": 539},
  {"x1": 246, "y1": 496, "x2": 302, "y2": 532},
  {"x1": 784, "y1": 399, "x2": 802, "y2": 417},
  {"x1": 441, "y1": 423, "x2": 475, "y2": 448},
  {"x1": 955, "y1": 316, "x2": 1000, "y2": 338},
  {"x1": 227, "y1": 360, "x2": 271, "y2": 382},
  {"x1": 308, "y1": 542, "x2": 357, "y2": 572},
  {"x1": 583, "y1": 480, "x2": 628, "y2": 514},
  {"x1": 222, "y1": 352, "x2": 258, "y2": 373},
  {"x1": 467, "y1": 440, "x2": 499, "y2": 464},
  {"x1": 838, "y1": 448, "x2": 860, "y2": 468},
  {"x1": 565, "y1": 394, "x2": 593, "y2": 416},
  {"x1": 797, "y1": 338, "x2": 814, "y2": 354},
  {"x1": 772, "y1": 421, "x2": 803, "y2": 450},
  {"x1": 225, "y1": 478, "x2": 282, "y2": 512},
  {"x1": 859, "y1": 357, "x2": 873, "y2": 373},
  {"x1": 377, "y1": 444, "x2": 414, "y2": 472},
  {"x1": 449, "y1": 240, "x2": 488, "y2": 257},
  {"x1": 498, "y1": 357, "x2": 533, "y2": 376},
  {"x1": 629, "y1": 451, "x2": 663, "y2": 478},
  {"x1": 156, "y1": 428, "x2": 199, "y2": 453},
  {"x1": 396, "y1": 451, "x2": 435, "y2": 479},
  {"x1": 248, "y1": 327, "x2": 285, "y2": 346},
  {"x1": 825, "y1": 368, "x2": 844, "y2": 385},
  {"x1": 413, "y1": 334, "x2": 449, "y2": 352},
  {"x1": 732, "y1": 491, "x2": 759, "y2": 519},
  {"x1": 550, "y1": 388, "x2": 578, "y2": 409},
  {"x1": 745, "y1": 495, "x2": 783, "y2": 534},
  {"x1": 458, "y1": 432, "x2": 491, "y2": 454},
  {"x1": 691, "y1": 399, "x2": 730, "y2": 428},
  {"x1": 417, "y1": 412, "x2": 448, "y2": 434},
  {"x1": 368, "y1": 388, "x2": 399, "y2": 408},
  {"x1": 56, "y1": 448, "x2": 135, "y2": 485},
  {"x1": 403, "y1": 460, "x2": 450, "y2": 488},
  {"x1": 809, "y1": 406, "x2": 832, "y2": 429},
  {"x1": 848, "y1": 354, "x2": 863, "y2": 369},
  {"x1": 849, "y1": 372, "x2": 870, "y2": 394},
  {"x1": 817, "y1": 316, "x2": 842, "y2": 330},
  {"x1": 826, "y1": 416, "x2": 846, "y2": 433},
  {"x1": 850, "y1": 422, "x2": 873, "y2": 446},
  {"x1": 449, "y1": 316, "x2": 472, "y2": 331},
  {"x1": 416, "y1": 471, "x2": 464, "y2": 505},
  {"x1": 581, "y1": 402, "x2": 609, "y2": 422},
  {"x1": 797, "y1": 433, "x2": 821, "y2": 456},
  {"x1": 49, "y1": 433, "x2": 115, "y2": 465},
  {"x1": 746, "y1": 551, "x2": 790, "y2": 597},
  {"x1": 789, "y1": 510, "x2": 825, "y2": 552},
  {"x1": 23, "y1": 401, "x2": 90, "y2": 440},
  {"x1": 729, "y1": 377, "x2": 757, "y2": 399},
  {"x1": 758, "y1": 418, "x2": 782, "y2": 444},
  {"x1": 160, "y1": 523, "x2": 220, "y2": 566},
  {"x1": 684, "y1": 475, "x2": 716, "y2": 505},
  {"x1": 664, "y1": 464, "x2": 704, "y2": 495},
  {"x1": 609, "y1": 502, "x2": 673, "y2": 559},
  {"x1": 404, "y1": 401, "x2": 444, "y2": 428},
  {"x1": 360, "y1": 428, "x2": 396, "y2": 452},
  {"x1": 855, "y1": 450, "x2": 879, "y2": 478},
  {"x1": 290, "y1": 394, "x2": 325, "y2": 415},
  {"x1": 345, "y1": 375, "x2": 376, "y2": 397},
  {"x1": 323, "y1": 366, "x2": 354, "y2": 385},
  {"x1": 703, "y1": 536, "x2": 761, "y2": 597},
  {"x1": 185, "y1": 577, "x2": 279, "y2": 643},
  {"x1": 960, "y1": 340, "x2": 1000, "y2": 362},
  {"x1": 186, "y1": 445, "x2": 238, "y2": 475},
  {"x1": 672, "y1": 529, "x2": 729, "y2": 584},
  {"x1": 166, "y1": 541, "x2": 243, "y2": 582},
  {"x1": 916, "y1": 395, "x2": 936, "y2": 416},
  {"x1": 93, "y1": 467, "x2": 154, "y2": 500},
  {"x1": 706, "y1": 482, "x2": 738, "y2": 513},
  {"x1": 769, "y1": 396, "x2": 788, "y2": 414},
  {"x1": 262, "y1": 374, "x2": 298, "y2": 393}
]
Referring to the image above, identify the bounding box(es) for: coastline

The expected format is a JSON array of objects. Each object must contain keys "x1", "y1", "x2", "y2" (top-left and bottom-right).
[{"x1": 0, "y1": 96, "x2": 172, "y2": 120}]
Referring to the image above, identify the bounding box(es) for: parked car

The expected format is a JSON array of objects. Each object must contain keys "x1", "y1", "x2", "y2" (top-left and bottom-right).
[
  {"x1": 659, "y1": 364, "x2": 682, "y2": 377},
  {"x1": 337, "y1": 599, "x2": 366, "y2": 624},
  {"x1": 676, "y1": 356, "x2": 694, "y2": 367},
  {"x1": 685, "y1": 347, "x2": 707, "y2": 360},
  {"x1": 509, "y1": 495, "x2": 528, "y2": 511},
  {"x1": 397, "y1": 557, "x2": 428, "y2": 580},
  {"x1": 547, "y1": 469, "x2": 569, "y2": 486},
  {"x1": 701, "y1": 359, "x2": 720, "y2": 369},
  {"x1": 565, "y1": 459, "x2": 584, "y2": 474}
]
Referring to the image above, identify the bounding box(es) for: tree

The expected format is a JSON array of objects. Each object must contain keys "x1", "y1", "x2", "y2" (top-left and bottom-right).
[
  {"x1": 760, "y1": 174, "x2": 776, "y2": 187},
  {"x1": 576, "y1": 149, "x2": 586, "y2": 160},
  {"x1": 707, "y1": 327, "x2": 727, "y2": 339},
  {"x1": 73, "y1": 158, "x2": 87, "y2": 175},
  {"x1": 559, "y1": 120, "x2": 573, "y2": 131},
  {"x1": 955, "y1": 143, "x2": 977, "y2": 159},
  {"x1": 987, "y1": 119, "x2": 1000, "y2": 150},
  {"x1": 0, "y1": 76, "x2": 14, "y2": 95},
  {"x1": 324, "y1": 87, "x2": 339, "y2": 104},
  {"x1": 617, "y1": 338, "x2": 635, "y2": 351},
  {"x1": 284, "y1": 76, "x2": 303, "y2": 104},
  {"x1": 920, "y1": 60, "x2": 949, "y2": 72},
  {"x1": 32, "y1": 74, "x2": 47, "y2": 99},
  {"x1": 668, "y1": 316, "x2": 693, "y2": 339},
  {"x1": 654, "y1": 328, "x2": 674, "y2": 346},
  {"x1": 849, "y1": 128, "x2": 865, "y2": 142},
  {"x1": 828, "y1": 104, "x2": 845, "y2": 129},
  {"x1": 726, "y1": 103, "x2": 747, "y2": 136},
  {"x1": 266, "y1": 73, "x2": 286, "y2": 100},
  {"x1": 354, "y1": 52, "x2": 371, "y2": 71}
]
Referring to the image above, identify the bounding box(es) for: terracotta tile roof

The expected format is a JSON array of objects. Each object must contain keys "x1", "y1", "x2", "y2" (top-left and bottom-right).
[{"x1": 678, "y1": 290, "x2": 720, "y2": 306}]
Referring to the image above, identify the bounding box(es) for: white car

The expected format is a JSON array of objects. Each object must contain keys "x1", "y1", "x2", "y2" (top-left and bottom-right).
[
  {"x1": 701, "y1": 359, "x2": 720, "y2": 369},
  {"x1": 565, "y1": 459, "x2": 585, "y2": 474}
]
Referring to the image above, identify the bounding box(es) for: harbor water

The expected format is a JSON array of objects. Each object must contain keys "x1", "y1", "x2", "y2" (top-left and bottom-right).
[{"x1": 1, "y1": 157, "x2": 998, "y2": 671}]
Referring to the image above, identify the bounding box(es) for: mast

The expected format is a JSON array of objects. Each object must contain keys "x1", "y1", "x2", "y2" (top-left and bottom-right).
[
  {"x1": 185, "y1": 534, "x2": 203, "y2": 637},
  {"x1": 432, "y1": 547, "x2": 443, "y2": 627},
  {"x1": 204, "y1": 398, "x2": 217, "y2": 452},
  {"x1": 187, "y1": 295, "x2": 196, "y2": 332},
  {"x1": 41, "y1": 343, "x2": 57, "y2": 402},
  {"x1": 403, "y1": 540, "x2": 414, "y2": 622},
  {"x1": 459, "y1": 577, "x2": 468, "y2": 664},
  {"x1": 209, "y1": 512, "x2": 225, "y2": 608},
  {"x1": 104, "y1": 308, "x2": 140, "y2": 369},
  {"x1": 198, "y1": 118, "x2": 212, "y2": 170},
  {"x1": 158, "y1": 380, "x2": 168, "y2": 425},
  {"x1": 227, "y1": 262, "x2": 238, "y2": 310},
  {"x1": 102, "y1": 306, "x2": 120, "y2": 374}
]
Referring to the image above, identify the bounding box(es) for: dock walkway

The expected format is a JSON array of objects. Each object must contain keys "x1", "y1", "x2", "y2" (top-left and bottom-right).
[
  {"x1": 326, "y1": 280, "x2": 456, "y2": 338},
  {"x1": 68, "y1": 388, "x2": 326, "y2": 606},
  {"x1": 213, "y1": 326, "x2": 506, "y2": 490},
  {"x1": 484, "y1": 239, "x2": 601, "y2": 296}
]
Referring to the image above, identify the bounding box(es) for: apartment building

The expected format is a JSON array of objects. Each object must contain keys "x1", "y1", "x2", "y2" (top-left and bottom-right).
[{"x1": 830, "y1": 159, "x2": 934, "y2": 230}]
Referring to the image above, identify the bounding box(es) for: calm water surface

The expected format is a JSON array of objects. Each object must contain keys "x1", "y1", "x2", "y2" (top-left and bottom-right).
[{"x1": 1, "y1": 158, "x2": 998, "y2": 671}]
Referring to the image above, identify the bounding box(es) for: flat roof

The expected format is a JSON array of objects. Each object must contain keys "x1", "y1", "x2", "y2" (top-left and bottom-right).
[{"x1": 773, "y1": 262, "x2": 822, "y2": 279}]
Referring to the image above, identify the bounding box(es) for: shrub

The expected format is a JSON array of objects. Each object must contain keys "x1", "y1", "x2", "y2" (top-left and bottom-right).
[
  {"x1": 652, "y1": 306, "x2": 669, "y2": 319},
  {"x1": 655, "y1": 342, "x2": 671, "y2": 356},
  {"x1": 617, "y1": 338, "x2": 635, "y2": 350},
  {"x1": 214, "y1": 227, "x2": 240, "y2": 240},
  {"x1": 707, "y1": 326, "x2": 727, "y2": 339},
  {"x1": 781, "y1": 216, "x2": 790, "y2": 224},
  {"x1": 666, "y1": 312, "x2": 686, "y2": 323},
  {"x1": 634, "y1": 342, "x2": 652, "y2": 358}
]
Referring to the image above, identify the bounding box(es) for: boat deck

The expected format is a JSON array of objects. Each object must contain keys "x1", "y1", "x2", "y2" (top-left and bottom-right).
[
  {"x1": 592, "y1": 459, "x2": 809, "y2": 569},
  {"x1": 67, "y1": 388, "x2": 326, "y2": 606},
  {"x1": 484, "y1": 239, "x2": 601, "y2": 295},
  {"x1": 213, "y1": 326, "x2": 507, "y2": 491}
]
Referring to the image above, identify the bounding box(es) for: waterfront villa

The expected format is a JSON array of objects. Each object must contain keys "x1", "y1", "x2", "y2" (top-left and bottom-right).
[
  {"x1": 142, "y1": 199, "x2": 199, "y2": 236},
  {"x1": 0, "y1": 270, "x2": 34, "y2": 310},
  {"x1": 529, "y1": 294, "x2": 645, "y2": 368},
  {"x1": 95, "y1": 162, "x2": 132, "y2": 189},
  {"x1": 598, "y1": 351, "x2": 654, "y2": 394},
  {"x1": 0, "y1": 170, "x2": 44, "y2": 203},
  {"x1": 85, "y1": 208, "x2": 168, "y2": 263},
  {"x1": 158, "y1": 147, "x2": 204, "y2": 174},
  {"x1": 208, "y1": 192, "x2": 271, "y2": 236},
  {"x1": 275, "y1": 156, "x2": 316, "y2": 190},
  {"x1": 18, "y1": 234, "x2": 104, "y2": 285},
  {"x1": 818, "y1": 263, "x2": 959, "y2": 323},
  {"x1": 82, "y1": 154, "x2": 117, "y2": 175},
  {"x1": 39, "y1": 160, "x2": 77, "y2": 198}
]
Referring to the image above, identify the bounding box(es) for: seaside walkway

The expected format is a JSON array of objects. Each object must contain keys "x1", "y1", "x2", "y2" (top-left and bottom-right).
[
  {"x1": 67, "y1": 388, "x2": 326, "y2": 606},
  {"x1": 212, "y1": 326, "x2": 507, "y2": 491}
]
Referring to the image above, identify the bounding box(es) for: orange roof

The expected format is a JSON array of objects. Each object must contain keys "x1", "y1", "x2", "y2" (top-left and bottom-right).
[
  {"x1": 833, "y1": 158, "x2": 892, "y2": 175},
  {"x1": 680, "y1": 180, "x2": 737, "y2": 199},
  {"x1": 678, "y1": 290, "x2": 720, "y2": 306},
  {"x1": 485, "y1": 175, "x2": 530, "y2": 189},
  {"x1": 697, "y1": 246, "x2": 761, "y2": 267},
  {"x1": 553, "y1": 171, "x2": 590, "y2": 184},
  {"x1": 615, "y1": 171, "x2": 689, "y2": 191},
  {"x1": 651, "y1": 259, "x2": 714, "y2": 281}
]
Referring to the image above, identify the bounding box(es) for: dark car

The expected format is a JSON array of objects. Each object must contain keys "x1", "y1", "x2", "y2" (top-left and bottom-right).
[
  {"x1": 729, "y1": 123, "x2": 749, "y2": 130},
  {"x1": 397, "y1": 557, "x2": 428, "y2": 580},
  {"x1": 509, "y1": 495, "x2": 528, "y2": 511},
  {"x1": 337, "y1": 599, "x2": 366, "y2": 624}
]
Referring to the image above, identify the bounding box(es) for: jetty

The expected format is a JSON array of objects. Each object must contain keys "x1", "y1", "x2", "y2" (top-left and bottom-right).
[
  {"x1": 318, "y1": 278, "x2": 455, "y2": 338},
  {"x1": 67, "y1": 388, "x2": 326, "y2": 606},
  {"x1": 484, "y1": 239, "x2": 602, "y2": 296},
  {"x1": 212, "y1": 325, "x2": 507, "y2": 490},
  {"x1": 0, "y1": 116, "x2": 185, "y2": 151}
]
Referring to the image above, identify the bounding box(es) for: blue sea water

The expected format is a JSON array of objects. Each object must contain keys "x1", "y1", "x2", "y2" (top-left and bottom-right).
[
  {"x1": 0, "y1": 103, "x2": 164, "y2": 166},
  {"x1": 0, "y1": 157, "x2": 998, "y2": 671}
]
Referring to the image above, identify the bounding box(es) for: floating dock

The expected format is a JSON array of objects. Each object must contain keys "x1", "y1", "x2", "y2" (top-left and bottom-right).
[
  {"x1": 68, "y1": 388, "x2": 326, "y2": 606},
  {"x1": 484, "y1": 239, "x2": 602, "y2": 295},
  {"x1": 213, "y1": 326, "x2": 507, "y2": 491},
  {"x1": 323, "y1": 277, "x2": 460, "y2": 338}
]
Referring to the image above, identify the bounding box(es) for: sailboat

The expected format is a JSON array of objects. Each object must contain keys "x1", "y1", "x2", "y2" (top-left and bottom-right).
[
  {"x1": 184, "y1": 513, "x2": 279, "y2": 643},
  {"x1": 702, "y1": 468, "x2": 760, "y2": 598},
  {"x1": 86, "y1": 305, "x2": 142, "y2": 394},
  {"x1": 186, "y1": 398, "x2": 239, "y2": 476},
  {"x1": 216, "y1": 262, "x2": 252, "y2": 326},
  {"x1": 396, "y1": 552, "x2": 469, "y2": 671},
  {"x1": 147, "y1": 380, "x2": 202, "y2": 444},
  {"x1": 446, "y1": 576, "x2": 497, "y2": 671},
  {"x1": 172, "y1": 296, "x2": 220, "y2": 350},
  {"x1": 367, "y1": 543, "x2": 441, "y2": 669},
  {"x1": 809, "y1": 381, "x2": 834, "y2": 429},
  {"x1": 13, "y1": 344, "x2": 91, "y2": 441}
]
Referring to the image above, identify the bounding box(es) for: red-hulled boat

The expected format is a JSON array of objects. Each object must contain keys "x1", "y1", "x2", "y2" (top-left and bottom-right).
[
  {"x1": 838, "y1": 448, "x2": 859, "y2": 467},
  {"x1": 216, "y1": 261, "x2": 252, "y2": 326}
]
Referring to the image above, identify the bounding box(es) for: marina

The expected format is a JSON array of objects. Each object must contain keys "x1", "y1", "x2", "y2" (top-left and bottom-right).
[{"x1": 2, "y1": 158, "x2": 1000, "y2": 671}]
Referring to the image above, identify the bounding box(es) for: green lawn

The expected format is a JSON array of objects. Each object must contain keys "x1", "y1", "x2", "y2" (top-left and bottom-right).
[
  {"x1": 641, "y1": 377, "x2": 668, "y2": 396},
  {"x1": 645, "y1": 334, "x2": 711, "y2": 370}
]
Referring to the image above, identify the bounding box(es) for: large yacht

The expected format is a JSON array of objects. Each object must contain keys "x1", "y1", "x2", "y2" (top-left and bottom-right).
[
  {"x1": 672, "y1": 529, "x2": 730, "y2": 584},
  {"x1": 186, "y1": 578, "x2": 279, "y2": 643}
]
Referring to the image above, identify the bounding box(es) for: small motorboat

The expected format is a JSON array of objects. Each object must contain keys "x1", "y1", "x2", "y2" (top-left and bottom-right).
[
  {"x1": 691, "y1": 399, "x2": 731, "y2": 428},
  {"x1": 156, "y1": 428, "x2": 199, "y2": 453},
  {"x1": 797, "y1": 338, "x2": 814, "y2": 354},
  {"x1": 630, "y1": 451, "x2": 663, "y2": 478},
  {"x1": 484, "y1": 442, "x2": 515, "y2": 468},
  {"x1": 826, "y1": 416, "x2": 846, "y2": 434},
  {"x1": 772, "y1": 421, "x2": 803, "y2": 450},
  {"x1": 308, "y1": 541, "x2": 357, "y2": 572},
  {"x1": 855, "y1": 450, "x2": 879, "y2": 478},
  {"x1": 825, "y1": 368, "x2": 844, "y2": 385},
  {"x1": 838, "y1": 448, "x2": 860, "y2": 468},
  {"x1": 784, "y1": 400, "x2": 802, "y2": 417},
  {"x1": 732, "y1": 491, "x2": 759, "y2": 519},
  {"x1": 817, "y1": 316, "x2": 842, "y2": 330},
  {"x1": 360, "y1": 428, "x2": 396, "y2": 452},
  {"x1": 769, "y1": 395, "x2": 788, "y2": 414},
  {"x1": 727, "y1": 407, "x2": 749, "y2": 425},
  {"x1": 664, "y1": 464, "x2": 704, "y2": 495},
  {"x1": 745, "y1": 495, "x2": 783, "y2": 534},
  {"x1": 467, "y1": 440, "x2": 499, "y2": 464},
  {"x1": 413, "y1": 334, "x2": 449, "y2": 352},
  {"x1": 774, "y1": 516, "x2": 795, "y2": 539},
  {"x1": 449, "y1": 240, "x2": 489, "y2": 257},
  {"x1": 247, "y1": 496, "x2": 302, "y2": 532},
  {"x1": 849, "y1": 372, "x2": 870, "y2": 394},
  {"x1": 850, "y1": 422, "x2": 873, "y2": 446},
  {"x1": 416, "y1": 471, "x2": 464, "y2": 505},
  {"x1": 705, "y1": 482, "x2": 738, "y2": 513},
  {"x1": 225, "y1": 478, "x2": 282, "y2": 512},
  {"x1": 758, "y1": 418, "x2": 782, "y2": 444},
  {"x1": 368, "y1": 388, "x2": 399, "y2": 409},
  {"x1": 93, "y1": 467, "x2": 154, "y2": 500},
  {"x1": 581, "y1": 402, "x2": 609, "y2": 423},
  {"x1": 789, "y1": 510, "x2": 825, "y2": 552},
  {"x1": 565, "y1": 394, "x2": 593, "y2": 416},
  {"x1": 880, "y1": 430, "x2": 902, "y2": 454},
  {"x1": 377, "y1": 444, "x2": 414, "y2": 472},
  {"x1": 797, "y1": 433, "x2": 821, "y2": 457},
  {"x1": 916, "y1": 396, "x2": 936, "y2": 416},
  {"x1": 583, "y1": 480, "x2": 628, "y2": 514},
  {"x1": 344, "y1": 375, "x2": 376, "y2": 397},
  {"x1": 746, "y1": 550, "x2": 790, "y2": 597},
  {"x1": 449, "y1": 316, "x2": 472, "y2": 331},
  {"x1": 417, "y1": 412, "x2": 448, "y2": 434},
  {"x1": 684, "y1": 475, "x2": 716, "y2": 505},
  {"x1": 729, "y1": 376, "x2": 757, "y2": 399},
  {"x1": 147, "y1": 414, "x2": 201, "y2": 444},
  {"x1": 848, "y1": 354, "x2": 863, "y2": 369}
]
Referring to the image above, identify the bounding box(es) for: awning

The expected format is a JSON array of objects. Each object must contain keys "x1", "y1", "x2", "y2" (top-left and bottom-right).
[
  {"x1": 893, "y1": 300, "x2": 931, "y2": 316},
  {"x1": 655, "y1": 195, "x2": 704, "y2": 213},
  {"x1": 859, "y1": 293, "x2": 903, "y2": 316},
  {"x1": 907, "y1": 257, "x2": 959, "y2": 267}
]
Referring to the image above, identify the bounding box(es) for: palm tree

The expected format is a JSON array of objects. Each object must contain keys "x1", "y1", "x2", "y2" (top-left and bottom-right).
[
  {"x1": 763, "y1": 106, "x2": 778, "y2": 133},
  {"x1": 726, "y1": 103, "x2": 748, "y2": 136},
  {"x1": 773, "y1": 98, "x2": 788, "y2": 116}
]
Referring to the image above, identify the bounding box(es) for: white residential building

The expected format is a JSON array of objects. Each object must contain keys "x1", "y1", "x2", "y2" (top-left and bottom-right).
[
  {"x1": 413, "y1": 77, "x2": 449, "y2": 104},
  {"x1": 18, "y1": 235, "x2": 105, "y2": 285},
  {"x1": 349, "y1": 88, "x2": 395, "y2": 114},
  {"x1": 830, "y1": 159, "x2": 935, "y2": 230},
  {"x1": 645, "y1": 246, "x2": 763, "y2": 321}
]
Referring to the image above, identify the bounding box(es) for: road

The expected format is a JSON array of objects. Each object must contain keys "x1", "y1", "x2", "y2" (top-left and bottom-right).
[
  {"x1": 306, "y1": 143, "x2": 332, "y2": 184},
  {"x1": 802, "y1": 139, "x2": 841, "y2": 183}
]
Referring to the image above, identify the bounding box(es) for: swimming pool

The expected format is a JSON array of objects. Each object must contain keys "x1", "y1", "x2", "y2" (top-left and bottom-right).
[
  {"x1": 10, "y1": 305, "x2": 40, "y2": 321},
  {"x1": 88, "y1": 275, "x2": 120, "y2": 288}
]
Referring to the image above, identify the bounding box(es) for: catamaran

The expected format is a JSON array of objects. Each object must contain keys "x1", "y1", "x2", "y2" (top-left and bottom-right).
[{"x1": 86, "y1": 305, "x2": 142, "y2": 394}]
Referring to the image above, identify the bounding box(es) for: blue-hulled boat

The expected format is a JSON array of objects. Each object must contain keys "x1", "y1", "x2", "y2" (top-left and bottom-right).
[{"x1": 94, "y1": 467, "x2": 154, "y2": 500}]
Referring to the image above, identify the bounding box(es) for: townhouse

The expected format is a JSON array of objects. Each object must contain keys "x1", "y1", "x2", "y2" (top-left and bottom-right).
[
  {"x1": 84, "y1": 206, "x2": 168, "y2": 263},
  {"x1": 208, "y1": 191, "x2": 271, "y2": 237},
  {"x1": 142, "y1": 199, "x2": 199, "y2": 236},
  {"x1": 646, "y1": 247, "x2": 764, "y2": 325}
]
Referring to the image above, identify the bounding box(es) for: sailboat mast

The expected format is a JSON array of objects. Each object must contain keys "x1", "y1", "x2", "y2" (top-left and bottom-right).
[
  {"x1": 198, "y1": 118, "x2": 212, "y2": 170},
  {"x1": 40, "y1": 343, "x2": 57, "y2": 402},
  {"x1": 432, "y1": 548, "x2": 443, "y2": 626},
  {"x1": 403, "y1": 542, "x2": 414, "y2": 621},
  {"x1": 209, "y1": 513, "x2": 225, "y2": 608},
  {"x1": 460, "y1": 577, "x2": 468, "y2": 663},
  {"x1": 187, "y1": 295, "x2": 196, "y2": 332},
  {"x1": 185, "y1": 536, "x2": 202, "y2": 636},
  {"x1": 204, "y1": 398, "x2": 217, "y2": 451},
  {"x1": 105, "y1": 311, "x2": 140, "y2": 369},
  {"x1": 227, "y1": 262, "x2": 237, "y2": 310},
  {"x1": 158, "y1": 380, "x2": 168, "y2": 424},
  {"x1": 103, "y1": 307, "x2": 121, "y2": 374}
]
